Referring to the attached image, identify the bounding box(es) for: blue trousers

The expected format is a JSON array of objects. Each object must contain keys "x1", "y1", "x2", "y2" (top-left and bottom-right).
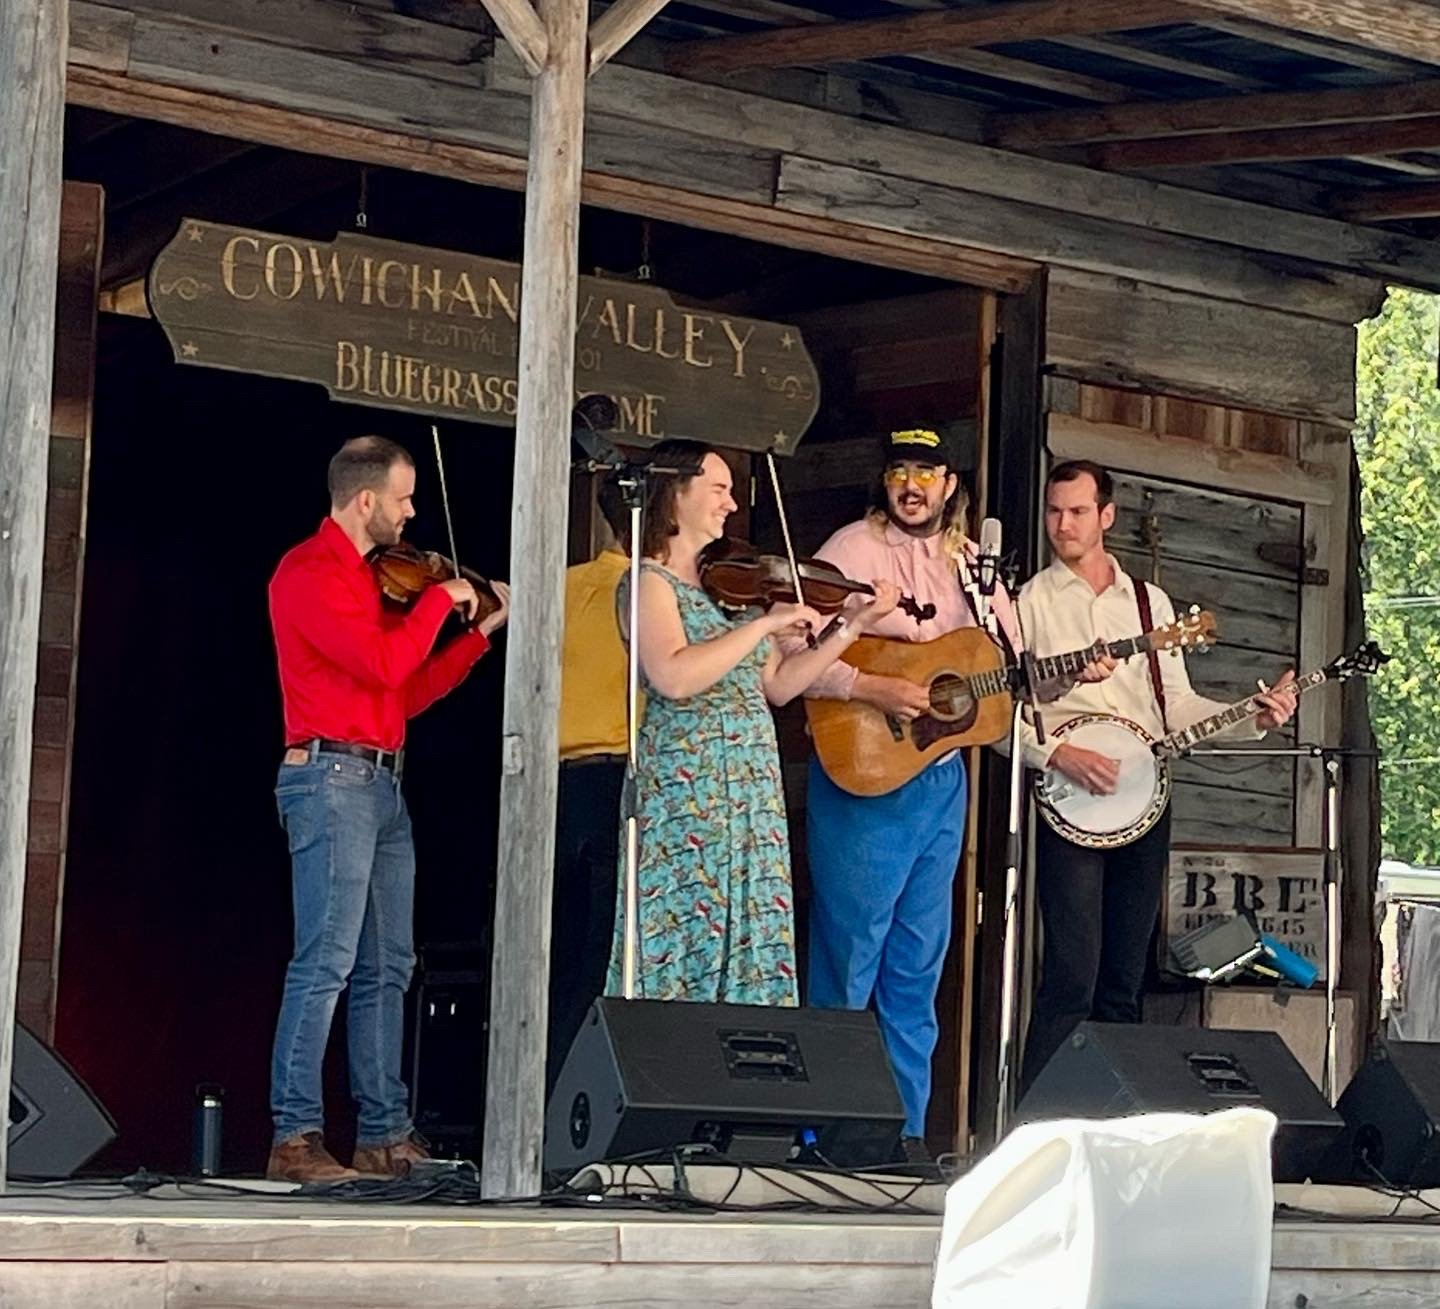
[
  {"x1": 270, "y1": 748, "x2": 417, "y2": 1146},
  {"x1": 805, "y1": 755, "x2": 967, "y2": 1137}
]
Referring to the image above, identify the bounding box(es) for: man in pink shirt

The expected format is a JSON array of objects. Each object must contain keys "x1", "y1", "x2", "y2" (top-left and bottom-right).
[{"x1": 798, "y1": 427, "x2": 1021, "y2": 1158}]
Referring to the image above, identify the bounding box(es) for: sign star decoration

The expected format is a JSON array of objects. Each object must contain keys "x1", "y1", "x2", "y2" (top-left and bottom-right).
[
  {"x1": 185, "y1": 223, "x2": 206, "y2": 242},
  {"x1": 180, "y1": 342, "x2": 199, "y2": 358}
]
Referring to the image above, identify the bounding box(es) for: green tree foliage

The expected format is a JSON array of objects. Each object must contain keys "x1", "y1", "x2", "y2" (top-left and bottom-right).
[{"x1": 1356, "y1": 288, "x2": 1440, "y2": 864}]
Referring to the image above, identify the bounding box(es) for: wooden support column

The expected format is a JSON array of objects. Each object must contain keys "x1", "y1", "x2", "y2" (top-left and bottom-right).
[
  {"x1": 481, "y1": 0, "x2": 587, "y2": 1200},
  {"x1": 19, "y1": 183, "x2": 103, "y2": 1043},
  {"x1": 0, "y1": 0, "x2": 69, "y2": 1190}
]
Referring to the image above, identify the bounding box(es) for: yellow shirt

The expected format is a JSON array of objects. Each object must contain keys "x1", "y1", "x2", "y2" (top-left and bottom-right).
[{"x1": 559, "y1": 549, "x2": 635, "y2": 760}]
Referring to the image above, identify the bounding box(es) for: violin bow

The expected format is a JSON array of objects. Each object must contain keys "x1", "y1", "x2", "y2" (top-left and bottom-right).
[
  {"x1": 432, "y1": 422, "x2": 463, "y2": 580},
  {"x1": 765, "y1": 451, "x2": 819, "y2": 647}
]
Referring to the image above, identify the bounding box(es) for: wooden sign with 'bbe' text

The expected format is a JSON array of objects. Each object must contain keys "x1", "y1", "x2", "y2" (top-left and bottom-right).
[
  {"x1": 1164, "y1": 848, "x2": 1327, "y2": 981},
  {"x1": 147, "y1": 221, "x2": 821, "y2": 453}
]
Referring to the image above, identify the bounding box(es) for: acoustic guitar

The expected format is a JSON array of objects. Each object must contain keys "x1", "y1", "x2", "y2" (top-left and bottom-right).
[{"x1": 804, "y1": 609, "x2": 1215, "y2": 797}]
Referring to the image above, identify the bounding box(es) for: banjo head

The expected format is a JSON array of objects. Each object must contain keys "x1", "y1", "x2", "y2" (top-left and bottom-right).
[{"x1": 1040, "y1": 716, "x2": 1168, "y2": 842}]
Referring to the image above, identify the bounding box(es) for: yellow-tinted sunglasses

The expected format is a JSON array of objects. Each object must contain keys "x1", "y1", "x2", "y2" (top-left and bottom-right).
[{"x1": 884, "y1": 465, "x2": 942, "y2": 488}]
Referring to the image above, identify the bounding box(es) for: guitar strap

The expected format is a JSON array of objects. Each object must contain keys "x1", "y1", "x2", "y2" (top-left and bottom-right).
[
  {"x1": 1135, "y1": 580, "x2": 1170, "y2": 733},
  {"x1": 958, "y1": 557, "x2": 1018, "y2": 662}
]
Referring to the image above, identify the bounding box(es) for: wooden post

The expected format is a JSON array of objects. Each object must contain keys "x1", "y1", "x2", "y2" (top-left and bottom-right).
[
  {"x1": 0, "y1": 0, "x2": 69, "y2": 1190},
  {"x1": 482, "y1": 0, "x2": 587, "y2": 1199}
]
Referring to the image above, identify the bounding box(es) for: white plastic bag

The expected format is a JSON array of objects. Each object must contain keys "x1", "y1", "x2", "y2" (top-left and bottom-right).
[{"x1": 931, "y1": 1107, "x2": 1276, "y2": 1309}]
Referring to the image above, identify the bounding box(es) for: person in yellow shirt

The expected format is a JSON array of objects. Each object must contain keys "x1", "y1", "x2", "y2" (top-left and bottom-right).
[{"x1": 548, "y1": 475, "x2": 635, "y2": 1084}]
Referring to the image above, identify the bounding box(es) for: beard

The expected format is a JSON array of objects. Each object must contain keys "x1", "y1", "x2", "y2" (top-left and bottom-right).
[
  {"x1": 887, "y1": 495, "x2": 945, "y2": 537},
  {"x1": 366, "y1": 505, "x2": 405, "y2": 547}
]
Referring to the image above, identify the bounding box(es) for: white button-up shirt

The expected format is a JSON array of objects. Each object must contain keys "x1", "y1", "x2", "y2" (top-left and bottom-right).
[{"x1": 1015, "y1": 553, "x2": 1235, "y2": 770}]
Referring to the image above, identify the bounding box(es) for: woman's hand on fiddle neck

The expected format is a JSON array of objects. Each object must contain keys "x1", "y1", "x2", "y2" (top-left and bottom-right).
[{"x1": 847, "y1": 579, "x2": 901, "y2": 632}]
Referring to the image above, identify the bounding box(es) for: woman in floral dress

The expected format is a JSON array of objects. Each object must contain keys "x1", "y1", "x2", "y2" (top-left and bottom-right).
[{"x1": 605, "y1": 441, "x2": 897, "y2": 1006}]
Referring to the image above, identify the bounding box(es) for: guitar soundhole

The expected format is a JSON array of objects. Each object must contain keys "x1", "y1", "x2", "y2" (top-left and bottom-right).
[{"x1": 928, "y1": 672, "x2": 975, "y2": 724}]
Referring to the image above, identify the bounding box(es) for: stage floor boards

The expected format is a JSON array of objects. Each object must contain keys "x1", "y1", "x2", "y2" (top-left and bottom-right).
[{"x1": 0, "y1": 1186, "x2": 1437, "y2": 1307}]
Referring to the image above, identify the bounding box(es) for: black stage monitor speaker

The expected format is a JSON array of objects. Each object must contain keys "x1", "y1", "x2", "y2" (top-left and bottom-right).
[
  {"x1": 8, "y1": 1024, "x2": 117, "y2": 1178},
  {"x1": 1321, "y1": 1040, "x2": 1440, "y2": 1188},
  {"x1": 1017, "y1": 1022, "x2": 1342, "y2": 1182},
  {"x1": 544, "y1": 998, "x2": 905, "y2": 1177}
]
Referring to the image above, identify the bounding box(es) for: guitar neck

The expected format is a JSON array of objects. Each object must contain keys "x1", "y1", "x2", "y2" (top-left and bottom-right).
[
  {"x1": 1030, "y1": 632, "x2": 1152, "y2": 684},
  {"x1": 1157, "y1": 666, "x2": 1330, "y2": 757}
]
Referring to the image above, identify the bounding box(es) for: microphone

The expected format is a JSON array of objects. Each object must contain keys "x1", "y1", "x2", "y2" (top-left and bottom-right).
[{"x1": 977, "y1": 517, "x2": 1002, "y2": 598}]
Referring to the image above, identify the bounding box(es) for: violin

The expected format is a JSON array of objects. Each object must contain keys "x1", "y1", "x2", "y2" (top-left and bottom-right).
[
  {"x1": 699, "y1": 537, "x2": 936, "y2": 623},
  {"x1": 368, "y1": 542, "x2": 502, "y2": 623}
]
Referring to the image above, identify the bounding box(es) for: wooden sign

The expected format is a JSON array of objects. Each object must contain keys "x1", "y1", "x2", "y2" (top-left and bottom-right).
[
  {"x1": 1164, "y1": 848, "x2": 1327, "y2": 982},
  {"x1": 147, "y1": 221, "x2": 821, "y2": 453}
]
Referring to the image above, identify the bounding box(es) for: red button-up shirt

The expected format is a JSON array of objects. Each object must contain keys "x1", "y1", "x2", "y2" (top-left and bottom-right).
[{"x1": 269, "y1": 517, "x2": 491, "y2": 751}]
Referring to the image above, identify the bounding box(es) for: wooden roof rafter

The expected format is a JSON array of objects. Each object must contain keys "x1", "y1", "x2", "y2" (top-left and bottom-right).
[
  {"x1": 987, "y1": 78, "x2": 1440, "y2": 149},
  {"x1": 1090, "y1": 117, "x2": 1440, "y2": 170},
  {"x1": 664, "y1": 0, "x2": 1198, "y2": 77}
]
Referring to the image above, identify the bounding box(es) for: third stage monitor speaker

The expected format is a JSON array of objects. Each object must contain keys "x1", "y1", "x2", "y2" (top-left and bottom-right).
[
  {"x1": 1017, "y1": 1022, "x2": 1342, "y2": 1181},
  {"x1": 1321, "y1": 1039, "x2": 1440, "y2": 1188},
  {"x1": 544, "y1": 998, "x2": 905, "y2": 1177}
]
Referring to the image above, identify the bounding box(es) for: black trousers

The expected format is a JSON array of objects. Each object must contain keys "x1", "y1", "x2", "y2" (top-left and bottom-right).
[
  {"x1": 1020, "y1": 806, "x2": 1172, "y2": 1096},
  {"x1": 546, "y1": 756, "x2": 626, "y2": 1094}
]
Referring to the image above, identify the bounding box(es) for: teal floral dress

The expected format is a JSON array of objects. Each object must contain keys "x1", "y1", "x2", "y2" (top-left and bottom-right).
[{"x1": 605, "y1": 563, "x2": 799, "y2": 1006}]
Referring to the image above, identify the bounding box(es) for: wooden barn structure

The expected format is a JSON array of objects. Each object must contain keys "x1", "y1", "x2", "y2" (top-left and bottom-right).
[{"x1": 4, "y1": 0, "x2": 1440, "y2": 1304}]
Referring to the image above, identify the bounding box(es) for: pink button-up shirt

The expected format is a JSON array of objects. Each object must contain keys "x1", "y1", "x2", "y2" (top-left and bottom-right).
[{"x1": 794, "y1": 515, "x2": 1023, "y2": 700}]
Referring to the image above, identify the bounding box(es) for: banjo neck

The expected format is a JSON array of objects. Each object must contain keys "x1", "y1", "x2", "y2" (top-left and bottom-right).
[{"x1": 1156, "y1": 665, "x2": 1330, "y2": 758}]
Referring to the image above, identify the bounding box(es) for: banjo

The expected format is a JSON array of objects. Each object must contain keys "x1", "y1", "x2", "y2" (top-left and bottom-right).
[{"x1": 1034, "y1": 641, "x2": 1389, "y2": 849}]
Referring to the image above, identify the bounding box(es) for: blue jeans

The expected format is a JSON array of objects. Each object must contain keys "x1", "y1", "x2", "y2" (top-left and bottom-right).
[
  {"x1": 270, "y1": 749, "x2": 416, "y2": 1146},
  {"x1": 805, "y1": 754, "x2": 967, "y2": 1138}
]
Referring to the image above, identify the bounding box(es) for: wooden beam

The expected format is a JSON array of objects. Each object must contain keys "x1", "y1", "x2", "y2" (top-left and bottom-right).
[
  {"x1": 66, "y1": 67, "x2": 1034, "y2": 292},
  {"x1": 475, "y1": 0, "x2": 548, "y2": 75},
  {"x1": 665, "y1": 0, "x2": 1196, "y2": 76},
  {"x1": 1091, "y1": 114, "x2": 1440, "y2": 169},
  {"x1": 589, "y1": 0, "x2": 671, "y2": 74},
  {"x1": 1331, "y1": 180, "x2": 1440, "y2": 222},
  {"x1": 1185, "y1": 0, "x2": 1440, "y2": 70},
  {"x1": 989, "y1": 78, "x2": 1440, "y2": 149},
  {"x1": 481, "y1": 0, "x2": 586, "y2": 1201},
  {"x1": 0, "y1": 0, "x2": 68, "y2": 1192}
]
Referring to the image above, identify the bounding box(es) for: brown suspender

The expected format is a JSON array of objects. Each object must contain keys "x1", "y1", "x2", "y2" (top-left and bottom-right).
[{"x1": 1135, "y1": 580, "x2": 1170, "y2": 734}]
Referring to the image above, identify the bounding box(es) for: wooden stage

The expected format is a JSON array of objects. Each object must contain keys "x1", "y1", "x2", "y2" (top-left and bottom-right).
[{"x1": 1, "y1": 1179, "x2": 1439, "y2": 1308}]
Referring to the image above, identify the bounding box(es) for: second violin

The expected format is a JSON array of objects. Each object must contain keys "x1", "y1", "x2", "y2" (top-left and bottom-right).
[{"x1": 699, "y1": 536, "x2": 936, "y2": 623}]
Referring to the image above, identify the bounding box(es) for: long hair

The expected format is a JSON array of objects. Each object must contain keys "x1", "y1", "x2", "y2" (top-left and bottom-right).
[{"x1": 640, "y1": 440, "x2": 717, "y2": 561}]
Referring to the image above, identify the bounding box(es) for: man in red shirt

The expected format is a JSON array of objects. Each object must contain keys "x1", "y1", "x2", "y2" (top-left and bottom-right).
[{"x1": 266, "y1": 436, "x2": 509, "y2": 1183}]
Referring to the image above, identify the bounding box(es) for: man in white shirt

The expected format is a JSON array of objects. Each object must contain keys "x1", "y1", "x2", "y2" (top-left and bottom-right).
[{"x1": 1017, "y1": 460, "x2": 1298, "y2": 1092}]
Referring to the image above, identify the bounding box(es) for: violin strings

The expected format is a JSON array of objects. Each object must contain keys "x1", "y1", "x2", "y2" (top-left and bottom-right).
[{"x1": 432, "y1": 423, "x2": 462, "y2": 579}]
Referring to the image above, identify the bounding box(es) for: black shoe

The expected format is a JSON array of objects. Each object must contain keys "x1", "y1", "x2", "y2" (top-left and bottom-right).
[{"x1": 897, "y1": 1135, "x2": 933, "y2": 1166}]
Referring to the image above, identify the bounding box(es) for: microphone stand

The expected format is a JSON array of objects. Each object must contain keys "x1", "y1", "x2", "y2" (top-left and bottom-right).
[
  {"x1": 1181, "y1": 743, "x2": 1376, "y2": 1103},
  {"x1": 992, "y1": 564, "x2": 1044, "y2": 1142},
  {"x1": 572, "y1": 446, "x2": 696, "y2": 1000}
]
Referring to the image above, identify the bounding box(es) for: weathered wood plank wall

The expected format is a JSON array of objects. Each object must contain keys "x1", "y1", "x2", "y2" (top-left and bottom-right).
[{"x1": 19, "y1": 182, "x2": 103, "y2": 1042}]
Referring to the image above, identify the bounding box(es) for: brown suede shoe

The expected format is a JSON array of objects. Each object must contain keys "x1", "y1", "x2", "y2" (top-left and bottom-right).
[
  {"x1": 352, "y1": 1132, "x2": 432, "y2": 1178},
  {"x1": 266, "y1": 1131, "x2": 360, "y2": 1184}
]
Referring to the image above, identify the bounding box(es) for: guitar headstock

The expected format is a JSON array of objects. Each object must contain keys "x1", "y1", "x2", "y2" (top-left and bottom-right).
[
  {"x1": 1323, "y1": 640, "x2": 1390, "y2": 681},
  {"x1": 1152, "y1": 605, "x2": 1217, "y2": 653}
]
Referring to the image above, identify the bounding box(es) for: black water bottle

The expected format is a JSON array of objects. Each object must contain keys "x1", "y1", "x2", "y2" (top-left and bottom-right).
[{"x1": 193, "y1": 1083, "x2": 224, "y2": 1178}]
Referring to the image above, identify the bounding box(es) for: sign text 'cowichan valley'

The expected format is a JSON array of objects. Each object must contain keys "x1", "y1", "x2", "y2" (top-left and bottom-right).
[{"x1": 147, "y1": 222, "x2": 820, "y2": 453}]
